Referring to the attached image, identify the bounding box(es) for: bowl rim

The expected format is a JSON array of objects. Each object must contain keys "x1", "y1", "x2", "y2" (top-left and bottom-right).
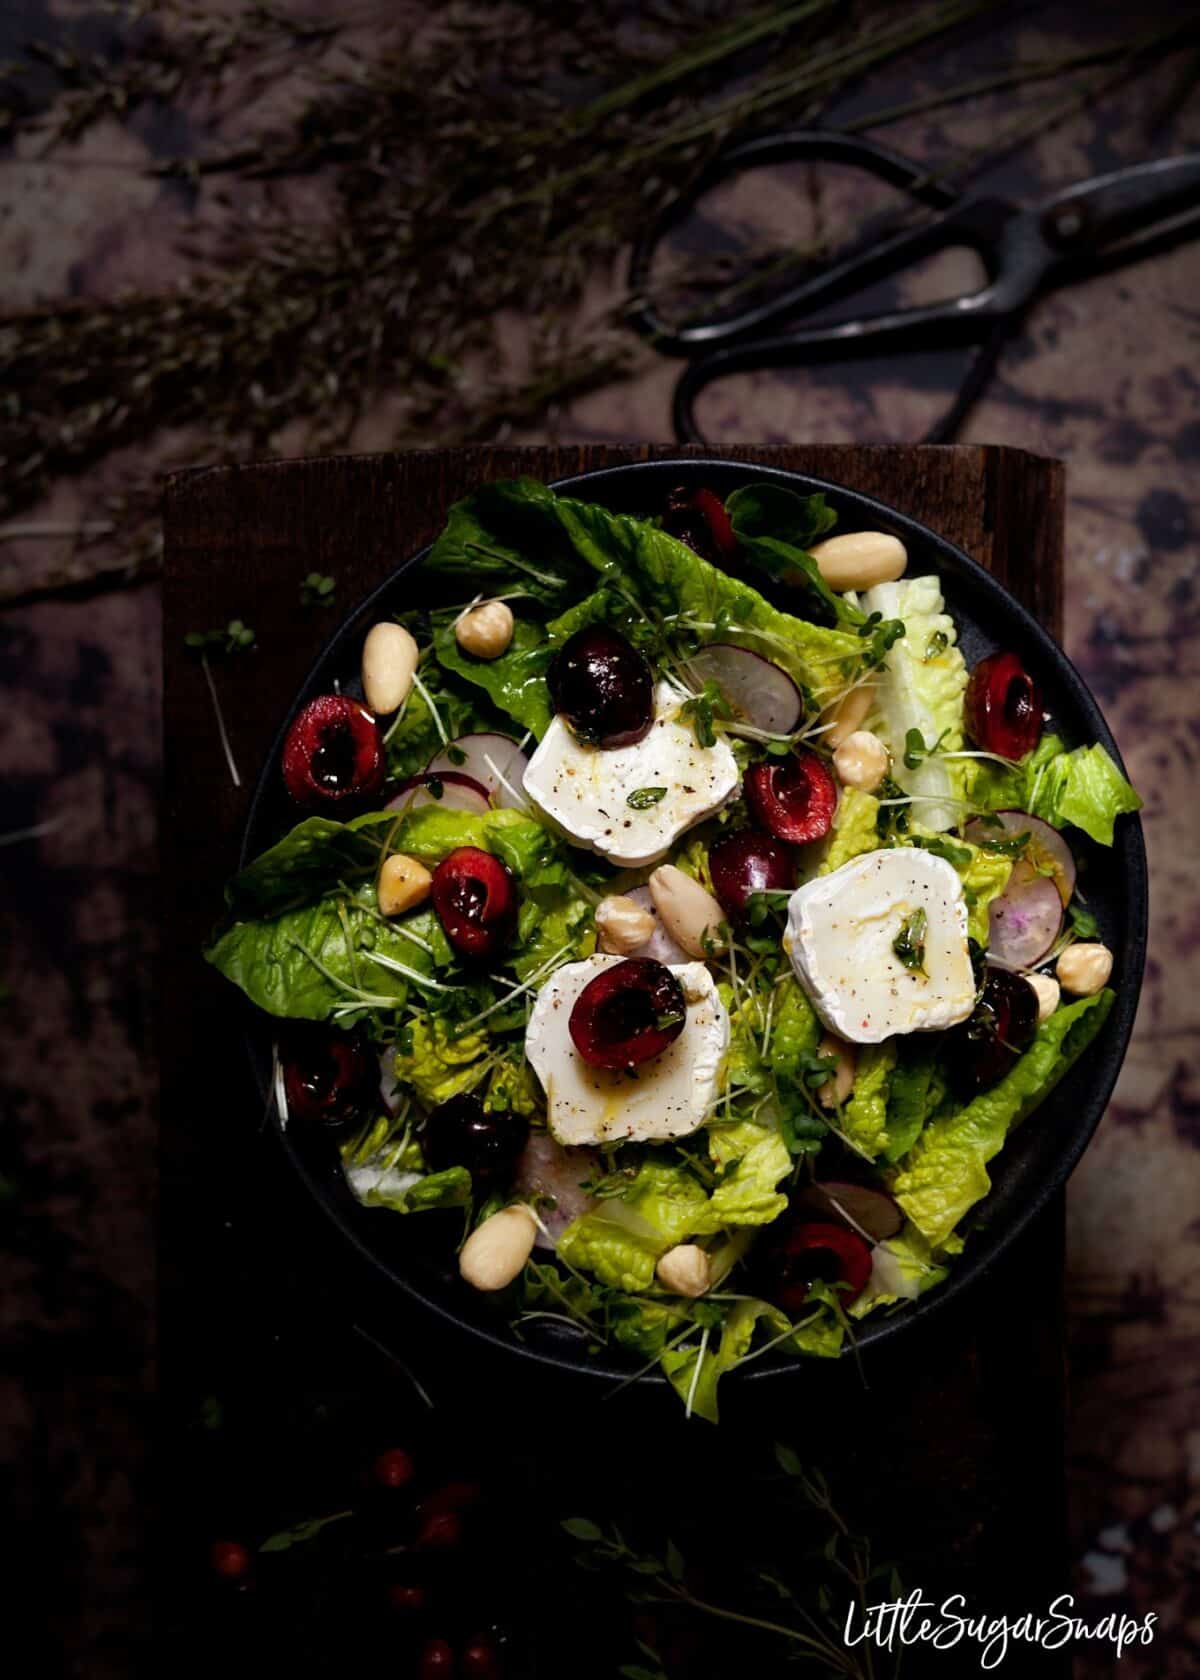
[{"x1": 238, "y1": 455, "x2": 1148, "y2": 1386}]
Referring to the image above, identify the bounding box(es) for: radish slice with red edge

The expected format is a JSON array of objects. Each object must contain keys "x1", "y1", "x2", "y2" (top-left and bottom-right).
[
  {"x1": 386, "y1": 771, "x2": 491, "y2": 814},
  {"x1": 964, "y1": 809, "x2": 1076, "y2": 906},
  {"x1": 984, "y1": 872, "x2": 1063, "y2": 970},
  {"x1": 686, "y1": 644, "x2": 803, "y2": 736},
  {"x1": 428, "y1": 733, "x2": 530, "y2": 809}
]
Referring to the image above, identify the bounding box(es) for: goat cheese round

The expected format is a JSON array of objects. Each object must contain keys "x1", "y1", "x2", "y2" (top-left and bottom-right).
[
  {"x1": 784, "y1": 849, "x2": 976, "y2": 1044},
  {"x1": 525, "y1": 954, "x2": 730, "y2": 1146},
  {"x1": 522, "y1": 681, "x2": 739, "y2": 868}
]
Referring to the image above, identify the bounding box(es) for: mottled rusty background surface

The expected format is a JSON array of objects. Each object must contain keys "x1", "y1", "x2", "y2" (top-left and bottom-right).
[{"x1": 1, "y1": 2, "x2": 1197, "y2": 1676}]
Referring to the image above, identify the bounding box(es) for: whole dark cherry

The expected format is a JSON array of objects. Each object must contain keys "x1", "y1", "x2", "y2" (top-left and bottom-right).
[
  {"x1": 662, "y1": 485, "x2": 739, "y2": 563},
  {"x1": 945, "y1": 967, "x2": 1039, "y2": 1095},
  {"x1": 418, "y1": 1638, "x2": 456, "y2": 1679},
  {"x1": 431, "y1": 846, "x2": 518, "y2": 962},
  {"x1": 768, "y1": 1219, "x2": 874, "y2": 1315},
  {"x1": 282, "y1": 693, "x2": 385, "y2": 811},
  {"x1": 743, "y1": 749, "x2": 838, "y2": 845},
  {"x1": 423, "y1": 1093, "x2": 528, "y2": 1191},
  {"x1": 568, "y1": 958, "x2": 687, "y2": 1072},
  {"x1": 708, "y1": 828, "x2": 796, "y2": 921},
  {"x1": 547, "y1": 625, "x2": 654, "y2": 749},
  {"x1": 209, "y1": 1540, "x2": 252, "y2": 1582},
  {"x1": 461, "y1": 1632, "x2": 504, "y2": 1680},
  {"x1": 964, "y1": 651, "x2": 1044, "y2": 760},
  {"x1": 385, "y1": 1583, "x2": 426, "y2": 1614},
  {"x1": 373, "y1": 1447, "x2": 416, "y2": 1491},
  {"x1": 281, "y1": 1025, "x2": 380, "y2": 1132}
]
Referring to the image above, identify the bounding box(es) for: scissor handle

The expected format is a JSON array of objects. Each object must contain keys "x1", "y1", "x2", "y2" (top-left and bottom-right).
[
  {"x1": 628, "y1": 129, "x2": 962, "y2": 353},
  {"x1": 671, "y1": 299, "x2": 1007, "y2": 445}
]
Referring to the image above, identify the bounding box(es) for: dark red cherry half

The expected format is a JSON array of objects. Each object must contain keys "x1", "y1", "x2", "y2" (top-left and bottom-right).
[
  {"x1": 423, "y1": 1093, "x2": 528, "y2": 1190},
  {"x1": 708, "y1": 828, "x2": 796, "y2": 921},
  {"x1": 663, "y1": 485, "x2": 739, "y2": 562},
  {"x1": 743, "y1": 749, "x2": 838, "y2": 844},
  {"x1": 771, "y1": 1219, "x2": 874, "y2": 1315},
  {"x1": 568, "y1": 958, "x2": 687, "y2": 1072},
  {"x1": 945, "y1": 966, "x2": 1038, "y2": 1095},
  {"x1": 282, "y1": 693, "x2": 386, "y2": 811},
  {"x1": 281, "y1": 1025, "x2": 380, "y2": 1132},
  {"x1": 548, "y1": 625, "x2": 654, "y2": 749},
  {"x1": 964, "y1": 651, "x2": 1044, "y2": 759},
  {"x1": 431, "y1": 846, "x2": 517, "y2": 961}
]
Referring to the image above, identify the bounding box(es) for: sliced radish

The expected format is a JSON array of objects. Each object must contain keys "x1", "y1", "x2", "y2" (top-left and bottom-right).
[
  {"x1": 965, "y1": 809, "x2": 1076, "y2": 906},
  {"x1": 687, "y1": 644, "x2": 803, "y2": 735},
  {"x1": 428, "y1": 733, "x2": 530, "y2": 809},
  {"x1": 514, "y1": 1131, "x2": 600, "y2": 1249},
  {"x1": 386, "y1": 771, "x2": 491, "y2": 814},
  {"x1": 624, "y1": 885, "x2": 690, "y2": 965},
  {"x1": 793, "y1": 1181, "x2": 903, "y2": 1242},
  {"x1": 985, "y1": 873, "x2": 1063, "y2": 970}
]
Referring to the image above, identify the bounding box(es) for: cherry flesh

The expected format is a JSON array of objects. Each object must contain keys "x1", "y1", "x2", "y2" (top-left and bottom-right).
[
  {"x1": 431, "y1": 846, "x2": 517, "y2": 962},
  {"x1": 568, "y1": 958, "x2": 687, "y2": 1072},
  {"x1": 743, "y1": 749, "x2": 838, "y2": 845},
  {"x1": 964, "y1": 651, "x2": 1044, "y2": 760},
  {"x1": 946, "y1": 966, "x2": 1039, "y2": 1095},
  {"x1": 662, "y1": 485, "x2": 739, "y2": 563},
  {"x1": 423, "y1": 1093, "x2": 528, "y2": 1191},
  {"x1": 770, "y1": 1219, "x2": 873, "y2": 1315},
  {"x1": 281, "y1": 1025, "x2": 380, "y2": 1132},
  {"x1": 282, "y1": 693, "x2": 385, "y2": 811}
]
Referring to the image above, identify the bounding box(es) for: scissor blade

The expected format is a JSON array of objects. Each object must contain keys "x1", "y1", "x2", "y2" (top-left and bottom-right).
[{"x1": 1038, "y1": 153, "x2": 1200, "y2": 256}]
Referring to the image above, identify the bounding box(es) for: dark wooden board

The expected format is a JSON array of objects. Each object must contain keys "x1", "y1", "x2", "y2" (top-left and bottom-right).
[{"x1": 162, "y1": 444, "x2": 1069, "y2": 1675}]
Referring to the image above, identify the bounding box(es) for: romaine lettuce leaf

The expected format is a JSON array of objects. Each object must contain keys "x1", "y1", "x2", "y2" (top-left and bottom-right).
[
  {"x1": 860, "y1": 574, "x2": 969, "y2": 832},
  {"x1": 432, "y1": 613, "x2": 554, "y2": 739},
  {"x1": 1030, "y1": 742, "x2": 1142, "y2": 846},
  {"x1": 422, "y1": 477, "x2": 589, "y2": 608},
  {"x1": 972, "y1": 734, "x2": 1141, "y2": 847},
  {"x1": 205, "y1": 874, "x2": 435, "y2": 1020},
  {"x1": 724, "y1": 484, "x2": 851, "y2": 630},
  {"x1": 769, "y1": 977, "x2": 822, "y2": 1083},
  {"x1": 545, "y1": 490, "x2": 875, "y2": 711},
  {"x1": 393, "y1": 1016, "x2": 491, "y2": 1107},
  {"x1": 660, "y1": 1298, "x2": 768, "y2": 1423},
  {"x1": 838, "y1": 1041, "x2": 896, "y2": 1159},
  {"x1": 700, "y1": 1126, "x2": 791, "y2": 1228},
  {"x1": 851, "y1": 1223, "x2": 948, "y2": 1315},
  {"x1": 206, "y1": 805, "x2": 577, "y2": 1021},
  {"x1": 817, "y1": 787, "x2": 881, "y2": 876},
  {"x1": 883, "y1": 1042, "x2": 947, "y2": 1163},
  {"x1": 893, "y1": 989, "x2": 1114, "y2": 1247}
]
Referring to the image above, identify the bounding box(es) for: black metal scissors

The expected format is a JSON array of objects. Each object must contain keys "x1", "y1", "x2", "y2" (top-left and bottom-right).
[{"x1": 628, "y1": 131, "x2": 1200, "y2": 443}]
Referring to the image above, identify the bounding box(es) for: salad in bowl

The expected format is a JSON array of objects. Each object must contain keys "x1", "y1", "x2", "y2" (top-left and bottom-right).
[{"x1": 206, "y1": 473, "x2": 1142, "y2": 1420}]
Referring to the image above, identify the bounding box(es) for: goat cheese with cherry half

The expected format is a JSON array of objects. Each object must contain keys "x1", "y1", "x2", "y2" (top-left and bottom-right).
[
  {"x1": 786, "y1": 846, "x2": 976, "y2": 1045},
  {"x1": 524, "y1": 954, "x2": 730, "y2": 1146},
  {"x1": 523, "y1": 679, "x2": 739, "y2": 869}
]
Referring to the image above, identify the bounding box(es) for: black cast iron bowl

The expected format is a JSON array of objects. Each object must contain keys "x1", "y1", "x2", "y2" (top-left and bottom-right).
[{"x1": 240, "y1": 457, "x2": 1147, "y2": 1388}]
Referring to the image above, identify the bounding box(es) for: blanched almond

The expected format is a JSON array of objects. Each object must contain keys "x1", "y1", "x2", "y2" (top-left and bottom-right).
[
  {"x1": 809, "y1": 531, "x2": 906, "y2": 592},
  {"x1": 459, "y1": 1205, "x2": 537, "y2": 1291},
  {"x1": 362, "y1": 622, "x2": 419, "y2": 715},
  {"x1": 656, "y1": 1244, "x2": 711, "y2": 1298},
  {"x1": 648, "y1": 864, "x2": 726, "y2": 959}
]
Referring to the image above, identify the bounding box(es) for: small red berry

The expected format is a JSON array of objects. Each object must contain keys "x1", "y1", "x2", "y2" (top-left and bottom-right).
[
  {"x1": 373, "y1": 1447, "x2": 416, "y2": 1490},
  {"x1": 417, "y1": 1509, "x2": 463, "y2": 1550},
  {"x1": 419, "y1": 1637, "x2": 456, "y2": 1678},
  {"x1": 462, "y1": 1632, "x2": 503, "y2": 1679},
  {"x1": 209, "y1": 1540, "x2": 251, "y2": 1580},
  {"x1": 385, "y1": 1583, "x2": 426, "y2": 1613},
  {"x1": 422, "y1": 1479, "x2": 483, "y2": 1516}
]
